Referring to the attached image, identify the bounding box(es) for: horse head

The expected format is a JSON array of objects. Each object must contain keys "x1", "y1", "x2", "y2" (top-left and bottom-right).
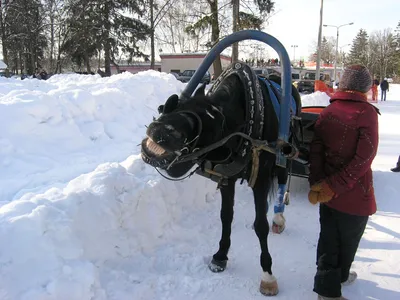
[{"x1": 141, "y1": 83, "x2": 238, "y2": 178}]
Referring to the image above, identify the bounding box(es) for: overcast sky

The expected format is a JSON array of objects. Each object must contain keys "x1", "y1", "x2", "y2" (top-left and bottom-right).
[{"x1": 262, "y1": 0, "x2": 400, "y2": 61}]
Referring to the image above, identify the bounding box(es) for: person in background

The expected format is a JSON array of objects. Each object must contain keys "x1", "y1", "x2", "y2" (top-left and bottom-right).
[
  {"x1": 308, "y1": 65, "x2": 379, "y2": 300},
  {"x1": 391, "y1": 156, "x2": 400, "y2": 172},
  {"x1": 380, "y1": 78, "x2": 389, "y2": 101},
  {"x1": 371, "y1": 78, "x2": 379, "y2": 101},
  {"x1": 34, "y1": 68, "x2": 42, "y2": 80}
]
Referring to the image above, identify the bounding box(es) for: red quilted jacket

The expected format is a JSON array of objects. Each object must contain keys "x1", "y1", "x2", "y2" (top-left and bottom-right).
[{"x1": 309, "y1": 90, "x2": 379, "y2": 216}]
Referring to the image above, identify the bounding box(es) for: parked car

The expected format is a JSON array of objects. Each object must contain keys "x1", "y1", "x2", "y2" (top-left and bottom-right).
[
  {"x1": 177, "y1": 70, "x2": 211, "y2": 84},
  {"x1": 297, "y1": 71, "x2": 332, "y2": 94},
  {"x1": 169, "y1": 72, "x2": 179, "y2": 79},
  {"x1": 252, "y1": 67, "x2": 281, "y2": 78}
]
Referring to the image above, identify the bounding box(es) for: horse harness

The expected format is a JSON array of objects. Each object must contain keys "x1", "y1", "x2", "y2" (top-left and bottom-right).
[{"x1": 154, "y1": 62, "x2": 303, "y2": 188}]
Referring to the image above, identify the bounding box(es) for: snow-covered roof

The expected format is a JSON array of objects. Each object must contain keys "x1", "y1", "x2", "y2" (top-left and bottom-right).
[{"x1": 160, "y1": 52, "x2": 231, "y2": 59}]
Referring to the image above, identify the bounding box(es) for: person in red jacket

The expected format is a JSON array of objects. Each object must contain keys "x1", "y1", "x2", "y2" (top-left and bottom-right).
[{"x1": 308, "y1": 64, "x2": 379, "y2": 300}]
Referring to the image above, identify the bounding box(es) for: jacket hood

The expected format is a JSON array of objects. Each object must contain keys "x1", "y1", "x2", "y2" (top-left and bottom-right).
[{"x1": 330, "y1": 90, "x2": 381, "y2": 114}]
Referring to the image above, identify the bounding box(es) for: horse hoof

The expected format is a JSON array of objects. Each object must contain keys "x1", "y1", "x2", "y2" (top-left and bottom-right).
[
  {"x1": 259, "y1": 279, "x2": 279, "y2": 296},
  {"x1": 272, "y1": 213, "x2": 286, "y2": 234},
  {"x1": 272, "y1": 222, "x2": 285, "y2": 234},
  {"x1": 208, "y1": 258, "x2": 227, "y2": 273}
]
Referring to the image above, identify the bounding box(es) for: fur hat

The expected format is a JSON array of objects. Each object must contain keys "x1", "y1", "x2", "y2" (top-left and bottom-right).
[{"x1": 339, "y1": 65, "x2": 372, "y2": 93}]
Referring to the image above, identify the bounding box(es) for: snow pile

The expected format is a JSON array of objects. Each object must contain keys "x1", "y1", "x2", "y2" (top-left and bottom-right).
[
  {"x1": 0, "y1": 71, "x2": 184, "y2": 201},
  {"x1": 0, "y1": 155, "x2": 217, "y2": 300},
  {"x1": 301, "y1": 91, "x2": 331, "y2": 107}
]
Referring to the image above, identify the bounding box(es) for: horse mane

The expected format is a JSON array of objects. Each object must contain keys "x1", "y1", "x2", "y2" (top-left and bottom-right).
[{"x1": 208, "y1": 74, "x2": 246, "y2": 134}]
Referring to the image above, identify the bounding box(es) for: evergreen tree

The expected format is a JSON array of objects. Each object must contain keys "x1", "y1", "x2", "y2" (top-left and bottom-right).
[
  {"x1": 347, "y1": 29, "x2": 369, "y2": 67},
  {"x1": 98, "y1": 0, "x2": 151, "y2": 76},
  {"x1": 62, "y1": 0, "x2": 100, "y2": 73},
  {"x1": 4, "y1": 0, "x2": 47, "y2": 75},
  {"x1": 185, "y1": 0, "x2": 222, "y2": 76}
]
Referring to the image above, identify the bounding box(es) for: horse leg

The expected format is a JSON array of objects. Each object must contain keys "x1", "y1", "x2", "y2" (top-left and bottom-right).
[
  {"x1": 272, "y1": 167, "x2": 288, "y2": 234},
  {"x1": 252, "y1": 164, "x2": 279, "y2": 296},
  {"x1": 208, "y1": 179, "x2": 235, "y2": 273}
]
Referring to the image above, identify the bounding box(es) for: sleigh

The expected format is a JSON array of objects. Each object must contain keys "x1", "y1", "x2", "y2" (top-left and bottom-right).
[
  {"x1": 290, "y1": 106, "x2": 324, "y2": 177},
  {"x1": 179, "y1": 30, "x2": 324, "y2": 179}
]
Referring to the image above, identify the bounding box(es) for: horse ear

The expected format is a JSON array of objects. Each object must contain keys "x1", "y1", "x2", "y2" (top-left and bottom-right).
[
  {"x1": 157, "y1": 105, "x2": 164, "y2": 114},
  {"x1": 163, "y1": 94, "x2": 179, "y2": 114},
  {"x1": 194, "y1": 83, "x2": 207, "y2": 97}
]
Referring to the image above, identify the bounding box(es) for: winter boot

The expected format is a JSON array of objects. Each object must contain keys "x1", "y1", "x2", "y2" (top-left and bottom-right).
[
  {"x1": 272, "y1": 213, "x2": 286, "y2": 234},
  {"x1": 391, "y1": 156, "x2": 400, "y2": 172},
  {"x1": 317, "y1": 296, "x2": 348, "y2": 300},
  {"x1": 342, "y1": 271, "x2": 357, "y2": 286}
]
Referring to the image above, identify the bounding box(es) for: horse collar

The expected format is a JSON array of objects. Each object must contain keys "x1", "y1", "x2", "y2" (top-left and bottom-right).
[{"x1": 207, "y1": 62, "x2": 265, "y2": 157}]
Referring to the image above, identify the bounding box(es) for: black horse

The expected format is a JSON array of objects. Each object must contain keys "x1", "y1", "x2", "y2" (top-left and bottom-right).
[{"x1": 141, "y1": 62, "x2": 302, "y2": 296}]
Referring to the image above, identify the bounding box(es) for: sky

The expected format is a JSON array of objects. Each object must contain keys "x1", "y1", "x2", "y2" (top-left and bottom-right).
[{"x1": 263, "y1": 0, "x2": 400, "y2": 61}]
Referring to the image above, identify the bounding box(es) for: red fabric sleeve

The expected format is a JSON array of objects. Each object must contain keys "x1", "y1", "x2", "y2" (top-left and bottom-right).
[
  {"x1": 326, "y1": 106, "x2": 379, "y2": 195},
  {"x1": 308, "y1": 117, "x2": 326, "y2": 186}
]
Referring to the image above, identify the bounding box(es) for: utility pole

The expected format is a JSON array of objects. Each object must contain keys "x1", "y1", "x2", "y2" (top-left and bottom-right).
[
  {"x1": 291, "y1": 45, "x2": 298, "y2": 64},
  {"x1": 316, "y1": 0, "x2": 324, "y2": 81}
]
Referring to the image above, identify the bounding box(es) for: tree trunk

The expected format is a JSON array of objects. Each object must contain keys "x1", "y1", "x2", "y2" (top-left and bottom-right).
[
  {"x1": 150, "y1": 0, "x2": 155, "y2": 69},
  {"x1": 103, "y1": 1, "x2": 112, "y2": 76},
  {"x1": 49, "y1": 2, "x2": 55, "y2": 72},
  {"x1": 208, "y1": 0, "x2": 222, "y2": 77},
  {"x1": 111, "y1": 57, "x2": 120, "y2": 73},
  {"x1": 231, "y1": 0, "x2": 239, "y2": 62},
  {"x1": 55, "y1": 33, "x2": 62, "y2": 74},
  {"x1": 85, "y1": 52, "x2": 91, "y2": 73},
  {"x1": 0, "y1": 1, "x2": 8, "y2": 68}
]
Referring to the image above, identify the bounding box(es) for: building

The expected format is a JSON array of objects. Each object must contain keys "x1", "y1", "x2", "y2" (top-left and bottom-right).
[
  {"x1": 159, "y1": 53, "x2": 232, "y2": 75},
  {"x1": 110, "y1": 62, "x2": 161, "y2": 75}
]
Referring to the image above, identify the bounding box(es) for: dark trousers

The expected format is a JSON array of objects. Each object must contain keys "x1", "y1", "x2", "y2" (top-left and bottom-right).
[
  {"x1": 381, "y1": 90, "x2": 387, "y2": 101},
  {"x1": 313, "y1": 204, "x2": 368, "y2": 298}
]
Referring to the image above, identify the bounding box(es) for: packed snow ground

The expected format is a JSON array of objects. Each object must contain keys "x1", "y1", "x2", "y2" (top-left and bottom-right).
[{"x1": 0, "y1": 73, "x2": 399, "y2": 300}]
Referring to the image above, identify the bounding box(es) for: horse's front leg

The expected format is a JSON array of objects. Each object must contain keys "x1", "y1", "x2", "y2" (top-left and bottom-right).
[
  {"x1": 253, "y1": 167, "x2": 279, "y2": 296},
  {"x1": 208, "y1": 179, "x2": 235, "y2": 273}
]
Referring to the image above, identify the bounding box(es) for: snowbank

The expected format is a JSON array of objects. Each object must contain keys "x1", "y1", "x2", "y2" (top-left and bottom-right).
[
  {"x1": 301, "y1": 91, "x2": 331, "y2": 107},
  {"x1": 0, "y1": 71, "x2": 184, "y2": 201},
  {"x1": 0, "y1": 155, "x2": 217, "y2": 300}
]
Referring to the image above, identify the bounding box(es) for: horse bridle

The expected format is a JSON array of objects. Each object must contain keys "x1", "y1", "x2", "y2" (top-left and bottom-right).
[
  {"x1": 172, "y1": 110, "x2": 203, "y2": 157},
  {"x1": 154, "y1": 106, "x2": 227, "y2": 170}
]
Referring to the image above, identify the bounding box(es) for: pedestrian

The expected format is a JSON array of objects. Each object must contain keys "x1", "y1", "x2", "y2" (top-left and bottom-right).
[
  {"x1": 391, "y1": 156, "x2": 400, "y2": 172},
  {"x1": 380, "y1": 78, "x2": 389, "y2": 101},
  {"x1": 371, "y1": 78, "x2": 379, "y2": 101},
  {"x1": 308, "y1": 64, "x2": 379, "y2": 300},
  {"x1": 34, "y1": 68, "x2": 42, "y2": 80}
]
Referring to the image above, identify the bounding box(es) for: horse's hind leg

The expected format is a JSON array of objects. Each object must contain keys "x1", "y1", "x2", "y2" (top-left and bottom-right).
[
  {"x1": 209, "y1": 179, "x2": 235, "y2": 273},
  {"x1": 253, "y1": 158, "x2": 279, "y2": 296},
  {"x1": 272, "y1": 167, "x2": 288, "y2": 234}
]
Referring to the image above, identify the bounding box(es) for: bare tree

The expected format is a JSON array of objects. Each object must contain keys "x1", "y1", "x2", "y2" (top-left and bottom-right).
[{"x1": 370, "y1": 29, "x2": 396, "y2": 78}]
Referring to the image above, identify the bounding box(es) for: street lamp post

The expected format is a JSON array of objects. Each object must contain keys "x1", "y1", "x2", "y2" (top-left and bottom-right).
[
  {"x1": 316, "y1": 0, "x2": 324, "y2": 81},
  {"x1": 323, "y1": 22, "x2": 354, "y2": 83},
  {"x1": 291, "y1": 45, "x2": 298, "y2": 64}
]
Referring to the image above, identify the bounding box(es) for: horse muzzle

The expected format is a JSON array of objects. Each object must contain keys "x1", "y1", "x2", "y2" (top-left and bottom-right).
[{"x1": 141, "y1": 137, "x2": 175, "y2": 169}]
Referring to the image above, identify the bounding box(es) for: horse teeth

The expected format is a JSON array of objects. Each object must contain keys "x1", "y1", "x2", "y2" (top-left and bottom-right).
[{"x1": 146, "y1": 138, "x2": 166, "y2": 155}]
